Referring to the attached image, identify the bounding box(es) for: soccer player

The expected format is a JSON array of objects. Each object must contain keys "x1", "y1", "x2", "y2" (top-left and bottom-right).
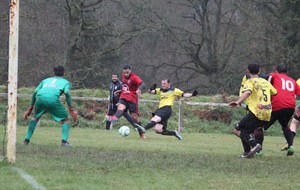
[
  {"x1": 280, "y1": 79, "x2": 300, "y2": 152},
  {"x1": 262, "y1": 64, "x2": 300, "y2": 156},
  {"x1": 106, "y1": 64, "x2": 146, "y2": 138},
  {"x1": 105, "y1": 73, "x2": 122, "y2": 130},
  {"x1": 229, "y1": 62, "x2": 277, "y2": 158},
  {"x1": 139, "y1": 79, "x2": 198, "y2": 140},
  {"x1": 23, "y1": 66, "x2": 77, "y2": 146},
  {"x1": 238, "y1": 61, "x2": 269, "y2": 156}
]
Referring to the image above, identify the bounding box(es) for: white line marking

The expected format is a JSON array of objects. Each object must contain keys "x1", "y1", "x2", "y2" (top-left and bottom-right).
[{"x1": 12, "y1": 167, "x2": 46, "y2": 190}]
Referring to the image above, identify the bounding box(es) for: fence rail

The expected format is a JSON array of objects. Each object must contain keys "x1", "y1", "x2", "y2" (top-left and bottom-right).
[{"x1": 1, "y1": 93, "x2": 230, "y2": 131}]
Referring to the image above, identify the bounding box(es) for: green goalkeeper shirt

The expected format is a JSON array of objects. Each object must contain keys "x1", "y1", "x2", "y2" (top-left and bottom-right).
[{"x1": 30, "y1": 76, "x2": 72, "y2": 107}]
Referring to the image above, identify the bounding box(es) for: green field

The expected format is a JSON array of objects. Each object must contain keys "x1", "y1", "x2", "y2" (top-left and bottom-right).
[{"x1": 0, "y1": 125, "x2": 299, "y2": 190}]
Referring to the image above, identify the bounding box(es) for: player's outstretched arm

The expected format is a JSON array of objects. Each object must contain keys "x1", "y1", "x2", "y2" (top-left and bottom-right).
[{"x1": 183, "y1": 90, "x2": 198, "y2": 98}]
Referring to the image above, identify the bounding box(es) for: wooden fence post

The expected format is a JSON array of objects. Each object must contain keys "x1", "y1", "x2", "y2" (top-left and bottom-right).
[{"x1": 178, "y1": 99, "x2": 184, "y2": 132}]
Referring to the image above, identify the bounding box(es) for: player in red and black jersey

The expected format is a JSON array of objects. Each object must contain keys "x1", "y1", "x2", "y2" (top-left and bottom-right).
[
  {"x1": 106, "y1": 65, "x2": 146, "y2": 138},
  {"x1": 263, "y1": 64, "x2": 300, "y2": 156}
]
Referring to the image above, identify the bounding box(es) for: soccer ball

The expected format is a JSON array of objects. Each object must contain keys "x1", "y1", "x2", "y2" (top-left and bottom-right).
[{"x1": 119, "y1": 126, "x2": 130, "y2": 137}]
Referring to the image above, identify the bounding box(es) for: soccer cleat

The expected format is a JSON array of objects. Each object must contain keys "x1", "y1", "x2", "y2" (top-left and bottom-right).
[
  {"x1": 23, "y1": 139, "x2": 30, "y2": 145},
  {"x1": 281, "y1": 144, "x2": 289, "y2": 151},
  {"x1": 287, "y1": 146, "x2": 294, "y2": 156},
  {"x1": 245, "y1": 144, "x2": 262, "y2": 158},
  {"x1": 240, "y1": 152, "x2": 254, "y2": 158},
  {"x1": 174, "y1": 130, "x2": 183, "y2": 140},
  {"x1": 139, "y1": 133, "x2": 147, "y2": 139},
  {"x1": 106, "y1": 115, "x2": 119, "y2": 122},
  {"x1": 61, "y1": 140, "x2": 73, "y2": 147},
  {"x1": 134, "y1": 123, "x2": 146, "y2": 133}
]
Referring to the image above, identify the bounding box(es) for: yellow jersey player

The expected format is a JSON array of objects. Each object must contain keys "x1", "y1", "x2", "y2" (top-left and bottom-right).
[
  {"x1": 140, "y1": 79, "x2": 198, "y2": 140},
  {"x1": 229, "y1": 62, "x2": 277, "y2": 158}
]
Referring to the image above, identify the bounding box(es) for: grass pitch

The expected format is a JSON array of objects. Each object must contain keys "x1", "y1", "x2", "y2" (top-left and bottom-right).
[{"x1": 0, "y1": 125, "x2": 300, "y2": 190}]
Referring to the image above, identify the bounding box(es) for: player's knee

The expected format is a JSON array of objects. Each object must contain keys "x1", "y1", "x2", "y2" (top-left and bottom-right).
[
  {"x1": 151, "y1": 115, "x2": 161, "y2": 123},
  {"x1": 154, "y1": 124, "x2": 163, "y2": 133},
  {"x1": 233, "y1": 128, "x2": 240, "y2": 137}
]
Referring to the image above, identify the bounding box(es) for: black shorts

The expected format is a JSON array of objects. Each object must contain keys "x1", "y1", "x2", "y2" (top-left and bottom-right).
[
  {"x1": 153, "y1": 106, "x2": 172, "y2": 127},
  {"x1": 264, "y1": 108, "x2": 294, "y2": 129},
  {"x1": 236, "y1": 111, "x2": 268, "y2": 134},
  {"x1": 118, "y1": 99, "x2": 137, "y2": 114}
]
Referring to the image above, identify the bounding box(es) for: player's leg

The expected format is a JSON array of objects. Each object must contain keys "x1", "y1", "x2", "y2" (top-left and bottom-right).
[
  {"x1": 106, "y1": 99, "x2": 127, "y2": 122},
  {"x1": 50, "y1": 101, "x2": 71, "y2": 146},
  {"x1": 290, "y1": 117, "x2": 299, "y2": 140},
  {"x1": 23, "y1": 117, "x2": 41, "y2": 145},
  {"x1": 106, "y1": 108, "x2": 115, "y2": 130},
  {"x1": 130, "y1": 112, "x2": 146, "y2": 135},
  {"x1": 263, "y1": 111, "x2": 278, "y2": 131},
  {"x1": 144, "y1": 115, "x2": 161, "y2": 130},
  {"x1": 23, "y1": 100, "x2": 45, "y2": 145},
  {"x1": 144, "y1": 107, "x2": 168, "y2": 131},
  {"x1": 258, "y1": 111, "x2": 277, "y2": 150},
  {"x1": 277, "y1": 108, "x2": 294, "y2": 155},
  {"x1": 155, "y1": 118, "x2": 182, "y2": 140},
  {"x1": 234, "y1": 113, "x2": 262, "y2": 157}
]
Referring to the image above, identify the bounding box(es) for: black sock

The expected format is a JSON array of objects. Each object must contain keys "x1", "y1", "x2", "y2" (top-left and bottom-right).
[
  {"x1": 283, "y1": 127, "x2": 293, "y2": 147},
  {"x1": 115, "y1": 110, "x2": 123, "y2": 118},
  {"x1": 144, "y1": 121, "x2": 156, "y2": 130},
  {"x1": 241, "y1": 139, "x2": 251, "y2": 153},
  {"x1": 161, "y1": 129, "x2": 175, "y2": 136},
  {"x1": 122, "y1": 112, "x2": 136, "y2": 128},
  {"x1": 106, "y1": 121, "x2": 111, "y2": 130},
  {"x1": 240, "y1": 132, "x2": 257, "y2": 147}
]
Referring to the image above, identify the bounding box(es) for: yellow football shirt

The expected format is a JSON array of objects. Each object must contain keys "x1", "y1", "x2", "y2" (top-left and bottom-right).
[
  {"x1": 156, "y1": 88, "x2": 184, "y2": 108},
  {"x1": 242, "y1": 77, "x2": 277, "y2": 121},
  {"x1": 297, "y1": 79, "x2": 300, "y2": 86}
]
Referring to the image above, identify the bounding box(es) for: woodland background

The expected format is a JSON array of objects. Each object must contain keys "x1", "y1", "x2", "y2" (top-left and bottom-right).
[{"x1": 0, "y1": 0, "x2": 299, "y2": 94}]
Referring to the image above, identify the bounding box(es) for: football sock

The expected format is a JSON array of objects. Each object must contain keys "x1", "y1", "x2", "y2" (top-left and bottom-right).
[
  {"x1": 123, "y1": 112, "x2": 136, "y2": 127},
  {"x1": 240, "y1": 131, "x2": 256, "y2": 147},
  {"x1": 144, "y1": 121, "x2": 156, "y2": 130},
  {"x1": 161, "y1": 129, "x2": 176, "y2": 136},
  {"x1": 283, "y1": 127, "x2": 293, "y2": 147},
  {"x1": 115, "y1": 110, "x2": 123, "y2": 118},
  {"x1": 241, "y1": 139, "x2": 251, "y2": 153},
  {"x1": 106, "y1": 121, "x2": 111, "y2": 130},
  {"x1": 61, "y1": 122, "x2": 70, "y2": 141},
  {"x1": 25, "y1": 120, "x2": 38, "y2": 140}
]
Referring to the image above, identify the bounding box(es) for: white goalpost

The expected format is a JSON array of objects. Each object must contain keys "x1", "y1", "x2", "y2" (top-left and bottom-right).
[{"x1": 7, "y1": 0, "x2": 19, "y2": 164}]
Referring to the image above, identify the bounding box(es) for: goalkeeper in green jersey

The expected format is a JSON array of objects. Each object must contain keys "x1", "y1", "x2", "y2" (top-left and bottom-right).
[{"x1": 23, "y1": 66, "x2": 77, "y2": 146}]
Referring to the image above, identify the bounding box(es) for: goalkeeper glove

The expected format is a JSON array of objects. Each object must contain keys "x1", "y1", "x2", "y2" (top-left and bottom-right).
[
  {"x1": 149, "y1": 84, "x2": 157, "y2": 91},
  {"x1": 23, "y1": 106, "x2": 34, "y2": 120},
  {"x1": 192, "y1": 90, "x2": 198, "y2": 96},
  {"x1": 69, "y1": 107, "x2": 78, "y2": 121}
]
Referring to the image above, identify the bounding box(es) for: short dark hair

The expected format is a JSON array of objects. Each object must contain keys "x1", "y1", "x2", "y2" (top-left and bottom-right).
[
  {"x1": 276, "y1": 64, "x2": 287, "y2": 73},
  {"x1": 123, "y1": 64, "x2": 131, "y2": 70},
  {"x1": 112, "y1": 73, "x2": 119, "y2": 77},
  {"x1": 248, "y1": 62, "x2": 259, "y2": 75},
  {"x1": 161, "y1": 79, "x2": 170, "y2": 83},
  {"x1": 53, "y1": 66, "x2": 65, "y2": 77}
]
